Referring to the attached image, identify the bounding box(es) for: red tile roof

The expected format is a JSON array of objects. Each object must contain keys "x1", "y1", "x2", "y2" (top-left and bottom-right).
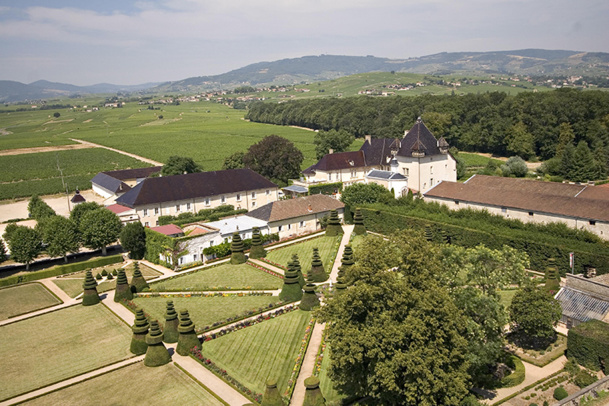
[
  {"x1": 150, "y1": 224, "x2": 184, "y2": 236},
  {"x1": 248, "y1": 194, "x2": 344, "y2": 222},
  {"x1": 106, "y1": 204, "x2": 132, "y2": 214}
]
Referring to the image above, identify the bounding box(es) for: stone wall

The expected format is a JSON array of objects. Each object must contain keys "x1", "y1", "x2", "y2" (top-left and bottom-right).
[{"x1": 553, "y1": 375, "x2": 609, "y2": 405}]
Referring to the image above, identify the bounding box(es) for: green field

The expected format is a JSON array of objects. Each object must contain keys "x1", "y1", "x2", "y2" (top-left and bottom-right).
[
  {"x1": 200, "y1": 309, "x2": 311, "y2": 395},
  {"x1": 0, "y1": 304, "x2": 132, "y2": 401},
  {"x1": 318, "y1": 347, "x2": 348, "y2": 406},
  {"x1": 20, "y1": 362, "x2": 226, "y2": 406},
  {"x1": 150, "y1": 263, "x2": 282, "y2": 291},
  {"x1": 498, "y1": 289, "x2": 519, "y2": 309},
  {"x1": 131, "y1": 295, "x2": 281, "y2": 330},
  {"x1": 457, "y1": 152, "x2": 505, "y2": 168},
  {"x1": 266, "y1": 235, "x2": 341, "y2": 275},
  {"x1": 0, "y1": 283, "x2": 61, "y2": 320}
]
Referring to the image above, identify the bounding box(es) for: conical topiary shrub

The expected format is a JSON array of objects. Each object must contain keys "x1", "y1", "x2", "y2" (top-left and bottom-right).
[
  {"x1": 300, "y1": 273, "x2": 320, "y2": 311},
  {"x1": 334, "y1": 273, "x2": 347, "y2": 295},
  {"x1": 352, "y1": 209, "x2": 367, "y2": 236},
  {"x1": 308, "y1": 248, "x2": 328, "y2": 282},
  {"x1": 130, "y1": 262, "x2": 149, "y2": 293},
  {"x1": 249, "y1": 227, "x2": 267, "y2": 259},
  {"x1": 545, "y1": 258, "x2": 561, "y2": 294},
  {"x1": 176, "y1": 309, "x2": 201, "y2": 355},
  {"x1": 340, "y1": 246, "x2": 354, "y2": 268},
  {"x1": 114, "y1": 269, "x2": 133, "y2": 302},
  {"x1": 303, "y1": 376, "x2": 326, "y2": 406},
  {"x1": 82, "y1": 269, "x2": 100, "y2": 306},
  {"x1": 325, "y1": 210, "x2": 343, "y2": 237},
  {"x1": 279, "y1": 261, "x2": 303, "y2": 302},
  {"x1": 230, "y1": 232, "x2": 246, "y2": 264},
  {"x1": 261, "y1": 378, "x2": 285, "y2": 406},
  {"x1": 424, "y1": 225, "x2": 434, "y2": 242},
  {"x1": 163, "y1": 300, "x2": 179, "y2": 343},
  {"x1": 130, "y1": 309, "x2": 149, "y2": 355},
  {"x1": 144, "y1": 320, "x2": 171, "y2": 367},
  {"x1": 291, "y1": 254, "x2": 306, "y2": 288}
]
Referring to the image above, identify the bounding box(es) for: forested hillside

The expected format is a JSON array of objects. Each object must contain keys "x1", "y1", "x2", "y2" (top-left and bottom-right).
[{"x1": 247, "y1": 89, "x2": 609, "y2": 180}]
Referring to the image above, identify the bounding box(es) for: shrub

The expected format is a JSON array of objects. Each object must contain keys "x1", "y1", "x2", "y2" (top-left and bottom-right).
[
  {"x1": 501, "y1": 355, "x2": 526, "y2": 387},
  {"x1": 574, "y1": 369, "x2": 598, "y2": 388},
  {"x1": 308, "y1": 182, "x2": 342, "y2": 196},
  {"x1": 101, "y1": 269, "x2": 108, "y2": 276},
  {"x1": 95, "y1": 273, "x2": 102, "y2": 280},
  {"x1": 568, "y1": 320, "x2": 609, "y2": 371},
  {"x1": 553, "y1": 386, "x2": 568, "y2": 401},
  {"x1": 106, "y1": 273, "x2": 113, "y2": 280},
  {"x1": 564, "y1": 359, "x2": 580, "y2": 376}
]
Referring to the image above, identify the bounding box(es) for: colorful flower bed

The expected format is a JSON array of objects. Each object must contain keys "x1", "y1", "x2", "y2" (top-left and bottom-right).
[
  {"x1": 284, "y1": 316, "x2": 316, "y2": 400},
  {"x1": 313, "y1": 328, "x2": 328, "y2": 377}
]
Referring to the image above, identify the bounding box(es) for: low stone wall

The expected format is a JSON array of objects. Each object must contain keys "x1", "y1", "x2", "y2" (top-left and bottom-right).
[{"x1": 553, "y1": 375, "x2": 609, "y2": 405}]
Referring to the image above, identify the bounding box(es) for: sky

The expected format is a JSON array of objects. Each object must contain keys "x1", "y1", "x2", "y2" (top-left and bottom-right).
[{"x1": 0, "y1": 0, "x2": 608, "y2": 86}]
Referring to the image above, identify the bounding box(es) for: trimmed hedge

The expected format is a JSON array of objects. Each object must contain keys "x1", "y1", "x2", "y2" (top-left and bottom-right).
[
  {"x1": 158, "y1": 206, "x2": 248, "y2": 227},
  {"x1": 359, "y1": 205, "x2": 609, "y2": 275},
  {"x1": 0, "y1": 254, "x2": 123, "y2": 287},
  {"x1": 567, "y1": 319, "x2": 609, "y2": 371},
  {"x1": 501, "y1": 355, "x2": 526, "y2": 388},
  {"x1": 308, "y1": 182, "x2": 342, "y2": 196}
]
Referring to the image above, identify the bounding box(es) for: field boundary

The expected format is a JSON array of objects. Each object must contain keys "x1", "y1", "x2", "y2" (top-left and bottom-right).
[{"x1": 70, "y1": 139, "x2": 163, "y2": 166}]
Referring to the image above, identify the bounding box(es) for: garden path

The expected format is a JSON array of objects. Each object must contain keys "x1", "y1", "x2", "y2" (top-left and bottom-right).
[
  {"x1": 70, "y1": 138, "x2": 164, "y2": 166},
  {"x1": 248, "y1": 259, "x2": 285, "y2": 275},
  {"x1": 101, "y1": 290, "x2": 136, "y2": 325},
  {"x1": 290, "y1": 322, "x2": 326, "y2": 406},
  {"x1": 39, "y1": 278, "x2": 74, "y2": 303},
  {"x1": 329, "y1": 225, "x2": 354, "y2": 283}
]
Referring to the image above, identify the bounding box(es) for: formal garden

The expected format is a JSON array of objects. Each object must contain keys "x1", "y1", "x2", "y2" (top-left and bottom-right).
[
  {"x1": 0, "y1": 282, "x2": 61, "y2": 320},
  {"x1": 265, "y1": 235, "x2": 341, "y2": 272}
]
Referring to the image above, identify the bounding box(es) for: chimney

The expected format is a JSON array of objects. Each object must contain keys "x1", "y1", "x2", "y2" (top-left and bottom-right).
[
  {"x1": 328, "y1": 148, "x2": 334, "y2": 154},
  {"x1": 308, "y1": 204, "x2": 313, "y2": 212},
  {"x1": 365, "y1": 135, "x2": 372, "y2": 144}
]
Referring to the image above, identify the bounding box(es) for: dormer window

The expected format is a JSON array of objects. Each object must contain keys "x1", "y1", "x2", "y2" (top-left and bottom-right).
[{"x1": 348, "y1": 160, "x2": 354, "y2": 166}]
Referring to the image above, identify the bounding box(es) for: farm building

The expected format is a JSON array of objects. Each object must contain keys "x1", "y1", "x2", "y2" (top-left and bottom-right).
[
  {"x1": 423, "y1": 175, "x2": 609, "y2": 240},
  {"x1": 555, "y1": 273, "x2": 609, "y2": 329},
  {"x1": 91, "y1": 166, "x2": 161, "y2": 202},
  {"x1": 147, "y1": 223, "x2": 222, "y2": 267}
]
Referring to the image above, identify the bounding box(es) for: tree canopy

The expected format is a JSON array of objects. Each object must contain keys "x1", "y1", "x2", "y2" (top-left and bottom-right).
[
  {"x1": 313, "y1": 129, "x2": 354, "y2": 160},
  {"x1": 80, "y1": 208, "x2": 123, "y2": 255},
  {"x1": 242, "y1": 135, "x2": 303, "y2": 185},
  {"x1": 161, "y1": 156, "x2": 202, "y2": 176},
  {"x1": 340, "y1": 182, "x2": 395, "y2": 208},
  {"x1": 28, "y1": 195, "x2": 56, "y2": 221},
  {"x1": 509, "y1": 283, "x2": 562, "y2": 341},
  {"x1": 222, "y1": 151, "x2": 245, "y2": 170},
  {"x1": 39, "y1": 215, "x2": 79, "y2": 263},
  {"x1": 120, "y1": 221, "x2": 147, "y2": 260},
  {"x1": 7, "y1": 226, "x2": 42, "y2": 270}
]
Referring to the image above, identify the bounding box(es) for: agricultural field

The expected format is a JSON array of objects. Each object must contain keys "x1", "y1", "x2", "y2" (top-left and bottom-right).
[
  {"x1": 0, "y1": 283, "x2": 61, "y2": 320},
  {"x1": 149, "y1": 263, "x2": 282, "y2": 292},
  {"x1": 0, "y1": 304, "x2": 132, "y2": 401},
  {"x1": 200, "y1": 309, "x2": 311, "y2": 396},
  {"x1": 131, "y1": 295, "x2": 282, "y2": 331},
  {"x1": 0, "y1": 148, "x2": 151, "y2": 200},
  {"x1": 266, "y1": 235, "x2": 341, "y2": 274},
  {"x1": 21, "y1": 362, "x2": 226, "y2": 406}
]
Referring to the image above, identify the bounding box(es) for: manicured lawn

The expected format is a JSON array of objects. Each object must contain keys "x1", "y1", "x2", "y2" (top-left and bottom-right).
[
  {"x1": 498, "y1": 289, "x2": 518, "y2": 309},
  {"x1": 21, "y1": 362, "x2": 225, "y2": 406},
  {"x1": 0, "y1": 304, "x2": 133, "y2": 401},
  {"x1": 131, "y1": 295, "x2": 281, "y2": 331},
  {"x1": 0, "y1": 283, "x2": 61, "y2": 320},
  {"x1": 150, "y1": 263, "x2": 282, "y2": 291},
  {"x1": 318, "y1": 346, "x2": 348, "y2": 406},
  {"x1": 266, "y1": 236, "x2": 341, "y2": 275},
  {"x1": 200, "y1": 309, "x2": 311, "y2": 396}
]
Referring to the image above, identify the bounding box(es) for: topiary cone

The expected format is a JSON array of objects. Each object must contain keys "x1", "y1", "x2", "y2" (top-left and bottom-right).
[
  {"x1": 114, "y1": 269, "x2": 133, "y2": 302},
  {"x1": 130, "y1": 309, "x2": 149, "y2": 355},
  {"x1": 424, "y1": 225, "x2": 434, "y2": 242},
  {"x1": 300, "y1": 275, "x2": 320, "y2": 311},
  {"x1": 249, "y1": 227, "x2": 267, "y2": 259},
  {"x1": 308, "y1": 248, "x2": 328, "y2": 282},
  {"x1": 261, "y1": 378, "x2": 285, "y2": 406},
  {"x1": 230, "y1": 232, "x2": 247, "y2": 264},
  {"x1": 176, "y1": 309, "x2": 201, "y2": 355},
  {"x1": 144, "y1": 320, "x2": 171, "y2": 367},
  {"x1": 163, "y1": 300, "x2": 179, "y2": 343},
  {"x1": 291, "y1": 254, "x2": 306, "y2": 288},
  {"x1": 325, "y1": 209, "x2": 343, "y2": 237},
  {"x1": 352, "y1": 208, "x2": 367, "y2": 236},
  {"x1": 82, "y1": 269, "x2": 100, "y2": 306},
  {"x1": 279, "y1": 261, "x2": 303, "y2": 302},
  {"x1": 303, "y1": 376, "x2": 326, "y2": 406},
  {"x1": 340, "y1": 245, "x2": 354, "y2": 268},
  {"x1": 130, "y1": 262, "x2": 149, "y2": 293}
]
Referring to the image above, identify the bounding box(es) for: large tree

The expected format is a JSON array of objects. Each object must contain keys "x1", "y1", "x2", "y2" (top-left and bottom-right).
[
  {"x1": 69, "y1": 202, "x2": 103, "y2": 232},
  {"x1": 8, "y1": 226, "x2": 42, "y2": 270},
  {"x1": 242, "y1": 135, "x2": 303, "y2": 185},
  {"x1": 28, "y1": 195, "x2": 56, "y2": 221},
  {"x1": 120, "y1": 221, "x2": 147, "y2": 259},
  {"x1": 222, "y1": 151, "x2": 245, "y2": 170},
  {"x1": 313, "y1": 129, "x2": 354, "y2": 160},
  {"x1": 0, "y1": 238, "x2": 7, "y2": 264},
  {"x1": 80, "y1": 208, "x2": 123, "y2": 255},
  {"x1": 340, "y1": 182, "x2": 394, "y2": 208},
  {"x1": 39, "y1": 216, "x2": 80, "y2": 263},
  {"x1": 161, "y1": 156, "x2": 202, "y2": 176},
  {"x1": 509, "y1": 283, "x2": 562, "y2": 342}
]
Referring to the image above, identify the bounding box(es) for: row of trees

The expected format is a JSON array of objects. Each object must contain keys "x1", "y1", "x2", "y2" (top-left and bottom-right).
[{"x1": 247, "y1": 89, "x2": 609, "y2": 180}]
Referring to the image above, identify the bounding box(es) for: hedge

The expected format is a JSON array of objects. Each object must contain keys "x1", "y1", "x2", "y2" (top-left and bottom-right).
[
  {"x1": 359, "y1": 205, "x2": 609, "y2": 275},
  {"x1": 501, "y1": 355, "x2": 526, "y2": 388},
  {"x1": 308, "y1": 182, "x2": 343, "y2": 196},
  {"x1": 0, "y1": 254, "x2": 123, "y2": 287},
  {"x1": 144, "y1": 227, "x2": 174, "y2": 267},
  {"x1": 157, "y1": 205, "x2": 248, "y2": 227},
  {"x1": 567, "y1": 319, "x2": 609, "y2": 371}
]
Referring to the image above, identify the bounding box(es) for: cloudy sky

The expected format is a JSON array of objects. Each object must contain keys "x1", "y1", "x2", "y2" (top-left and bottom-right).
[{"x1": 0, "y1": 0, "x2": 607, "y2": 86}]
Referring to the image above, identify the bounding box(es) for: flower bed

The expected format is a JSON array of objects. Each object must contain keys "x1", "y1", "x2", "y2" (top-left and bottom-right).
[
  {"x1": 283, "y1": 316, "x2": 316, "y2": 400},
  {"x1": 258, "y1": 258, "x2": 288, "y2": 271},
  {"x1": 313, "y1": 328, "x2": 328, "y2": 377},
  {"x1": 248, "y1": 260, "x2": 285, "y2": 277}
]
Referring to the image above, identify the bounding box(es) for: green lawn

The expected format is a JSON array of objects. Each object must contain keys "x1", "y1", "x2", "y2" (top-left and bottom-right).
[
  {"x1": 20, "y1": 362, "x2": 226, "y2": 406},
  {"x1": 150, "y1": 263, "x2": 282, "y2": 291},
  {"x1": 200, "y1": 309, "x2": 311, "y2": 396},
  {"x1": 318, "y1": 346, "x2": 348, "y2": 406},
  {"x1": 498, "y1": 289, "x2": 518, "y2": 309},
  {"x1": 0, "y1": 283, "x2": 61, "y2": 320},
  {"x1": 131, "y1": 295, "x2": 281, "y2": 331},
  {"x1": 266, "y1": 236, "x2": 341, "y2": 276},
  {"x1": 0, "y1": 304, "x2": 133, "y2": 401}
]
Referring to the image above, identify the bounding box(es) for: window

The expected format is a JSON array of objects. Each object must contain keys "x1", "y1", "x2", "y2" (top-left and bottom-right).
[
  {"x1": 187, "y1": 203, "x2": 191, "y2": 210},
  {"x1": 266, "y1": 189, "x2": 270, "y2": 195},
  {"x1": 144, "y1": 222, "x2": 149, "y2": 227},
  {"x1": 251, "y1": 191, "x2": 256, "y2": 199},
  {"x1": 454, "y1": 200, "x2": 460, "y2": 205},
  {"x1": 403, "y1": 168, "x2": 409, "y2": 176},
  {"x1": 430, "y1": 166, "x2": 433, "y2": 174},
  {"x1": 205, "y1": 198, "x2": 210, "y2": 206},
  {"x1": 528, "y1": 212, "x2": 534, "y2": 217},
  {"x1": 252, "y1": 201, "x2": 256, "y2": 208},
  {"x1": 590, "y1": 220, "x2": 596, "y2": 226},
  {"x1": 328, "y1": 173, "x2": 332, "y2": 181},
  {"x1": 430, "y1": 178, "x2": 434, "y2": 186},
  {"x1": 176, "y1": 205, "x2": 180, "y2": 212},
  {"x1": 143, "y1": 209, "x2": 148, "y2": 216},
  {"x1": 299, "y1": 221, "x2": 305, "y2": 228},
  {"x1": 193, "y1": 254, "x2": 198, "y2": 261},
  {"x1": 155, "y1": 220, "x2": 159, "y2": 226},
  {"x1": 288, "y1": 224, "x2": 292, "y2": 230},
  {"x1": 501, "y1": 207, "x2": 507, "y2": 213},
  {"x1": 221, "y1": 195, "x2": 226, "y2": 204},
  {"x1": 236, "y1": 193, "x2": 241, "y2": 201},
  {"x1": 179, "y1": 257, "x2": 184, "y2": 265},
  {"x1": 154, "y1": 208, "x2": 159, "y2": 215},
  {"x1": 278, "y1": 225, "x2": 283, "y2": 231},
  {"x1": 351, "y1": 170, "x2": 356, "y2": 178}
]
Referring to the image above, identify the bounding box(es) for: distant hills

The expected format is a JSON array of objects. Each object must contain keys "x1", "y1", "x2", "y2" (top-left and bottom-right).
[{"x1": 2, "y1": 49, "x2": 609, "y2": 102}]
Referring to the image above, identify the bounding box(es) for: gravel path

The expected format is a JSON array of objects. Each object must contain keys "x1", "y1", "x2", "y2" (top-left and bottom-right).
[{"x1": 70, "y1": 138, "x2": 163, "y2": 166}]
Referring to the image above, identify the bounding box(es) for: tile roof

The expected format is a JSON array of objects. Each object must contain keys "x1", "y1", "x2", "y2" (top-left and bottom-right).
[
  {"x1": 247, "y1": 194, "x2": 344, "y2": 222},
  {"x1": 70, "y1": 190, "x2": 86, "y2": 203},
  {"x1": 204, "y1": 216, "x2": 269, "y2": 236},
  {"x1": 106, "y1": 204, "x2": 132, "y2": 214},
  {"x1": 398, "y1": 118, "x2": 443, "y2": 157},
  {"x1": 115, "y1": 169, "x2": 277, "y2": 207},
  {"x1": 102, "y1": 166, "x2": 162, "y2": 181},
  {"x1": 359, "y1": 138, "x2": 397, "y2": 166},
  {"x1": 556, "y1": 288, "x2": 609, "y2": 323},
  {"x1": 366, "y1": 169, "x2": 407, "y2": 180},
  {"x1": 302, "y1": 151, "x2": 366, "y2": 174},
  {"x1": 424, "y1": 175, "x2": 609, "y2": 222},
  {"x1": 150, "y1": 224, "x2": 184, "y2": 237},
  {"x1": 91, "y1": 172, "x2": 132, "y2": 194}
]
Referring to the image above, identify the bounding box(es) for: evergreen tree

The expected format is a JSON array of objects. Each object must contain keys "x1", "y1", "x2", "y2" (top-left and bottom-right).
[
  {"x1": 261, "y1": 378, "x2": 285, "y2": 406},
  {"x1": 230, "y1": 232, "x2": 246, "y2": 264},
  {"x1": 176, "y1": 309, "x2": 201, "y2": 355},
  {"x1": 249, "y1": 227, "x2": 266, "y2": 259},
  {"x1": 292, "y1": 254, "x2": 306, "y2": 287},
  {"x1": 571, "y1": 140, "x2": 598, "y2": 182},
  {"x1": 119, "y1": 221, "x2": 147, "y2": 260},
  {"x1": 163, "y1": 300, "x2": 179, "y2": 343},
  {"x1": 130, "y1": 309, "x2": 149, "y2": 355},
  {"x1": 279, "y1": 261, "x2": 303, "y2": 302},
  {"x1": 130, "y1": 262, "x2": 149, "y2": 293},
  {"x1": 82, "y1": 269, "x2": 100, "y2": 306},
  {"x1": 559, "y1": 142, "x2": 577, "y2": 179},
  {"x1": 300, "y1": 272, "x2": 320, "y2": 311},
  {"x1": 340, "y1": 246, "x2": 354, "y2": 268},
  {"x1": 555, "y1": 122, "x2": 575, "y2": 159},
  {"x1": 544, "y1": 258, "x2": 561, "y2": 294},
  {"x1": 144, "y1": 320, "x2": 171, "y2": 367},
  {"x1": 325, "y1": 210, "x2": 343, "y2": 236},
  {"x1": 114, "y1": 269, "x2": 133, "y2": 302},
  {"x1": 308, "y1": 248, "x2": 328, "y2": 282},
  {"x1": 352, "y1": 209, "x2": 367, "y2": 236},
  {"x1": 303, "y1": 376, "x2": 326, "y2": 406}
]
